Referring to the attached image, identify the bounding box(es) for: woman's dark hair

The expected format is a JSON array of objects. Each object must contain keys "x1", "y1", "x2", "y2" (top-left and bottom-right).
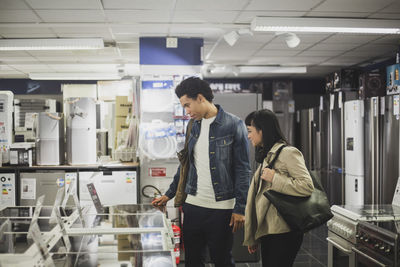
[
  {"x1": 245, "y1": 109, "x2": 288, "y2": 152},
  {"x1": 175, "y1": 77, "x2": 214, "y2": 102}
]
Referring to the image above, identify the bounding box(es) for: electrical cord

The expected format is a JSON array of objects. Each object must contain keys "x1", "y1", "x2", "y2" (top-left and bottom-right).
[{"x1": 141, "y1": 185, "x2": 162, "y2": 198}]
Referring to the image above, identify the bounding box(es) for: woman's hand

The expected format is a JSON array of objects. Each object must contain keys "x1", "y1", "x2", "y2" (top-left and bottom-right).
[
  {"x1": 248, "y1": 244, "x2": 258, "y2": 254},
  {"x1": 260, "y1": 167, "x2": 275, "y2": 183}
]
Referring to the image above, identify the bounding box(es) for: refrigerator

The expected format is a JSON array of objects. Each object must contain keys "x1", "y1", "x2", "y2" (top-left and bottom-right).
[
  {"x1": 66, "y1": 97, "x2": 97, "y2": 165},
  {"x1": 213, "y1": 93, "x2": 263, "y2": 175},
  {"x1": 299, "y1": 107, "x2": 322, "y2": 171},
  {"x1": 322, "y1": 92, "x2": 345, "y2": 205},
  {"x1": 363, "y1": 97, "x2": 382, "y2": 204},
  {"x1": 344, "y1": 100, "x2": 364, "y2": 205},
  {"x1": 380, "y1": 94, "x2": 399, "y2": 204},
  {"x1": 213, "y1": 93, "x2": 262, "y2": 263},
  {"x1": 36, "y1": 112, "x2": 64, "y2": 165}
]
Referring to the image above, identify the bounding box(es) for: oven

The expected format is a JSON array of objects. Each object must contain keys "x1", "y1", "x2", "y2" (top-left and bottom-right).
[
  {"x1": 352, "y1": 246, "x2": 391, "y2": 267},
  {"x1": 353, "y1": 220, "x2": 400, "y2": 267},
  {"x1": 327, "y1": 231, "x2": 356, "y2": 267},
  {"x1": 327, "y1": 205, "x2": 400, "y2": 267}
]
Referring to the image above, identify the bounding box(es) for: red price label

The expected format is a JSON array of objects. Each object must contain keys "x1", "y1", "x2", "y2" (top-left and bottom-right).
[{"x1": 149, "y1": 168, "x2": 167, "y2": 177}]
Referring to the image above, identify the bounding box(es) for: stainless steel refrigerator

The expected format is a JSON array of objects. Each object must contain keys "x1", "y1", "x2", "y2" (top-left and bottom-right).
[
  {"x1": 364, "y1": 97, "x2": 382, "y2": 204},
  {"x1": 380, "y1": 94, "x2": 399, "y2": 204},
  {"x1": 325, "y1": 92, "x2": 345, "y2": 205},
  {"x1": 213, "y1": 92, "x2": 262, "y2": 263}
]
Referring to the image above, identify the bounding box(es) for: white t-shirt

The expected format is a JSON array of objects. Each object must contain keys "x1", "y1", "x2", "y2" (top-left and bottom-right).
[{"x1": 185, "y1": 116, "x2": 235, "y2": 210}]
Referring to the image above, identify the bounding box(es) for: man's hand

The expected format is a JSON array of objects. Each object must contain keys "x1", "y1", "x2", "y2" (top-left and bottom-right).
[
  {"x1": 151, "y1": 195, "x2": 170, "y2": 208},
  {"x1": 229, "y1": 213, "x2": 245, "y2": 233},
  {"x1": 248, "y1": 244, "x2": 258, "y2": 254}
]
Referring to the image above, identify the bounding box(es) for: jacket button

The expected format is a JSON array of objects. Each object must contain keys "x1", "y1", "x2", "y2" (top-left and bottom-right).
[
  {"x1": 211, "y1": 167, "x2": 216, "y2": 170},
  {"x1": 210, "y1": 136, "x2": 215, "y2": 139},
  {"x1": 210, "y1": 151, "x2": 215, "y2": 154}
]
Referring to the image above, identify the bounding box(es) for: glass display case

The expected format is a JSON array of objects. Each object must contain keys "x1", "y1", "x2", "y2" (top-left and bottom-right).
[{"x1": 0, "y1": 204, "x2": 176, "y2": 267}]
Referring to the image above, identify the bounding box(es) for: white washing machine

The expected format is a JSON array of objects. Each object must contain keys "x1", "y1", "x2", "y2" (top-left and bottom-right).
[{"x1": 79, "y1": 171, "x2": 137, "y2": 205}]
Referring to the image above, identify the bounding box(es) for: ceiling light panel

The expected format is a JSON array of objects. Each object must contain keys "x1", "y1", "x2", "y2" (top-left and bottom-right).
[
  {"x1": 0, "y1": 38, "x2": 104, "y2": 51},
  {"x1": 29, "y1": 72, "x2": 121, "y2": 80},
  {"x1": 251, "y1": 17, "x2": 400, "y2": 34}
]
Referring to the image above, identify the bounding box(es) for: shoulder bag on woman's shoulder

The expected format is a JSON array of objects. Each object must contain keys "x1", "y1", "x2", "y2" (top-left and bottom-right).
[
  {"x1": 263, "y1": 145, "x2": 333, "y2": 233},
  {"x1": 174, "y1": 119, "x2": 194, "y2": 207}
]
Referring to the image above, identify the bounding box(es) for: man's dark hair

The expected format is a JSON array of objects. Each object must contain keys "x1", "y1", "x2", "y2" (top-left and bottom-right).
[{"x1": 175, "y1": 77, "x2": 214, "y2": 102}]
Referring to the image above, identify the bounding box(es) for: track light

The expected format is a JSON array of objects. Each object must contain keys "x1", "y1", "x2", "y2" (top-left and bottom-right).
[
  {"x1": 223, "y1": 31, "x2": 240, "y2": 46},
  {"x1": 276, "y1": 32, "x2": 300, "y2": 48},
  {"x1": 223, "y1": 28, "x2": 254, "y2": 46}
]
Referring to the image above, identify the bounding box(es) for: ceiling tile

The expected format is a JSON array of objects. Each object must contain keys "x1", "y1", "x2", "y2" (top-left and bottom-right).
[
  {"x1": 368, "y1": 13, "x2": 400, "y2": 19},
  {"x1": 172, "y1": 10, "x2": 239, "y2": 23},
  {"x1": 0, "y1": 27, "x2": 54, "y2": 34},
  {"x1": 320, "y1": 56, "x2": 368, "y2": 66},
  {"x1": 309, "y1": 43, "x2": 361, "y2": 51},
  {"x1": 297, "y1": 50, "x2": 344, "y2": 57},
  {"x1": 236, "y1": 11, "x2": 306, "y2": 23},
  {"x1": 102, "y1": 0, "x2": 175, "y2": 10},
  {"x1": 0, "y1": 0, "x2": 30, "y2": 9},
  {"x1": 305, "y1": 11, "x2": 370, "y2": 17},
  {"x1": 254, "y1": 49, "x2": 300, "y2": 57},
  {"x1": 371, "y1": 35, "x2": 400, "y2": 44},
  {"x1": 322, "y1": 34, "x2": 382, "y2": 44},
  {"x1": 105, "y1": 10, "x2": 170, "y2": 23},
  {"x1": 36, "y1": 10, "x2": 106, "y2": 23},
  {"x1": 10, "y1": 64, "x2": 52, "y2": 71},
  {"x1": 0, "y1": 10, "x2": 40, "y2": 22},
  {"x1": 25, "y1": 0, "x2": 101, "y2": 9},
  {"x1": 246, "y1": 0, "x2": 321, "y2": 11},
  {"x1": 1, "y1": 33, "x2": 57, "y2": 38},
  {"x1": 111, "y1": 24, "x2": 169, "y2": 35},
  {"x1": 313, "y1": 0, "x2": 393, "y2": 13},
  {"x1": 175, "y1": 0, "x2": 246, "y2": 10},
  {"x1": 377, "y1": 1, "x2": 400, "y2": 13}
]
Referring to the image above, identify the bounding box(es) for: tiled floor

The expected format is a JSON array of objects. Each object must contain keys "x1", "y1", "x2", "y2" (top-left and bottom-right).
[{"x1": 178, "y1": 225, "x2": 328, "y2": 267}]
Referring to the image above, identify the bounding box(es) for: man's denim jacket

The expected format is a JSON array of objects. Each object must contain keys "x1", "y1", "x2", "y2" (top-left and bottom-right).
[{"x1": 165, "y1": 105, "x2": 251, "y2": 215}]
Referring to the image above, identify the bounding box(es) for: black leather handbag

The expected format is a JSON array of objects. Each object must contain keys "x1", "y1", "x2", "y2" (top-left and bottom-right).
[{"x1": 263, "y1": 145, "x2": 333, "y2": 233}]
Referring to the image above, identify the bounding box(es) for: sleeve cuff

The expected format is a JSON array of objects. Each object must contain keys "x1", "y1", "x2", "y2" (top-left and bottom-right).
[{"x1": 165, "y1": 190, "x2": 175, "y2": 199}]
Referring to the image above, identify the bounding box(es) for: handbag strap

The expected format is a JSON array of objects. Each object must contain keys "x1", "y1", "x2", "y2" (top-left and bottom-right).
[
  {"x1": 255, "y1": 144, "x2": 286, "y2": 196},
  {"x1": 267, "y1": 144, "x2": 287, "y2": 169}
]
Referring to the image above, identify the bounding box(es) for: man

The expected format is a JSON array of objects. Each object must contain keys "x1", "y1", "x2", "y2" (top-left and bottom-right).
[{"x1": 152, "y1": 77, "x2": 251, "y2": 267}]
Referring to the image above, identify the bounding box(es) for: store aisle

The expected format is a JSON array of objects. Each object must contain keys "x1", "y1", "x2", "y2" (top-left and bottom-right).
[{"x1": 177, "y1": 225, "x2": 328, "y2": 267}]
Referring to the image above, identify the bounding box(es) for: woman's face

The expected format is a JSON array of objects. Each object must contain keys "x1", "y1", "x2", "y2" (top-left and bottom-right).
[{"x1": 247, "y1": 125, "x2": 263, "y2": 147}]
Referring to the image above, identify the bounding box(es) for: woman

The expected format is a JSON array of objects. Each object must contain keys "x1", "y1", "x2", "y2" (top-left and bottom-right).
[{"x1": 243, "y1": 109, "x2": 314, "y2": 267}]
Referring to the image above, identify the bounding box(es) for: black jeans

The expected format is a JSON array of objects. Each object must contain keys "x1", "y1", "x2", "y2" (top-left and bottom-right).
[
  {"x1": 260, "y1": 231, "x2": 303, "y2": 267},
  {"x1": 182, "y1": 203, "x2": 235, "y2": 267}
]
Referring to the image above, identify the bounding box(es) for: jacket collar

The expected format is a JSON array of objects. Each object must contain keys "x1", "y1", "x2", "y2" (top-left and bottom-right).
[
  {"x1": 195, "y1": 104, "x2": 224, "y2": 125},
  {"x1": 262, "y1": 142, "x2": 286, "y2": 165}
]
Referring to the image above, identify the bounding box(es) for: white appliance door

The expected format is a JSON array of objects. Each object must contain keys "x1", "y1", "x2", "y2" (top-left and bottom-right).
[
  {"x1": 345, "y1": 174, "x2": 364, "y2": 205},
  {"x1": 344, "y1": 100, "x2": 364, "y2": 176},
  {"x1": 96, "y1": 171, "x2": 137, "y2": 205},
  {"x1": 37, "y1": 139, "x2": 60, "y2": 165},
  {"x1": 78, "y1": 172, "x2": 102, "y2": 202}
]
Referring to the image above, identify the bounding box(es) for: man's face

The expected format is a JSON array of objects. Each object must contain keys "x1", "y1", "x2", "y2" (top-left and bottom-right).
[{"x1": 179, "y1": 94, "x2": 205, "y2": 120}]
